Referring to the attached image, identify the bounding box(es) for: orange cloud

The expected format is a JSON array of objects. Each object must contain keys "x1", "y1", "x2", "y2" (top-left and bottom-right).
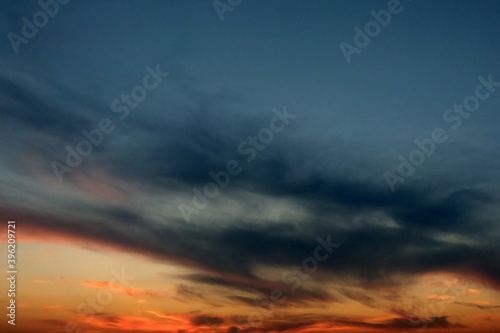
[
  {"x1": 467, "y1": 314, "x2": 500, "y2": 321},
  {"x1": 146, "y1": 311, "x2": 191, "y2": 323},
  {"x1": 81, "y1": 280, "x2": 164, "y2": 298},
  {"x1": 42, "y1": 305, "x2": 64, "y2": 311},
  {"x1": 462, "y1": 289, "x2": 481, "y2": 295},
  {"x1": 425, "y1": 294, "x2": 453, "y2": 300},
  {"x1": 91, "y1": 314, "x2": 194, "y2": 332}
]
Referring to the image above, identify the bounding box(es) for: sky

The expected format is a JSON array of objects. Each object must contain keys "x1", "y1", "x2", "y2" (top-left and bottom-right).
[{"x1": 1, "y1": 0, "x2": 500, "y2": 332}]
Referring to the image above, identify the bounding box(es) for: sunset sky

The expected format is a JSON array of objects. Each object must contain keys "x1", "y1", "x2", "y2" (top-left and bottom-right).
[{"x1": 1, "y1": 1, "x2": 500, "y2": 333}]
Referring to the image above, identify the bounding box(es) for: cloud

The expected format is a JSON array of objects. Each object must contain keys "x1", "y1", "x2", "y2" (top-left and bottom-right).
[
  {"x1": 34, "y1": 319, "x2": 69, "y2": 327},
  {"x1": 341, "y1": 289, "x2": 377, "y2": 307},
  {"x1": 461, "y1": 289, "x2": 481, "y2": 295},
  {"x1": 190, "y1": 315, "x2": 224, "y2": 327},
  {"x1": 7, "y1": 191, "x2": 500, "y2": 303},
  {"x1": 41, "y1": 305, "x2": 64, "y2": 311},
  {"x1": 81, "y1": 281, "x2": 164, "y2": 298},
  {"x1": 455, "y1": 301, "x2": 500, "y2": 310},
  {"x1": 426, "y1": 294, "x2": 454, "y2": 300},
  {"x1": 91, "y1": 314, "x2": 192, "y2": 332},
  {"x1": 184, "y1": 273, "x2": 336, "y2": 304},
  {"x1": 335, "y1": 315, "x2": 465, "y2": 329}
]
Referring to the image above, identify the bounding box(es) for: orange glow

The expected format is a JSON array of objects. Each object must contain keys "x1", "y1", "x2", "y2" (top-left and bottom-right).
[
  {"x1": 2, "y1": 228, "x2": 500, "y2": 333},
  {"x1": 425, "y1": 294, "x2": 454, "y2": 300}
]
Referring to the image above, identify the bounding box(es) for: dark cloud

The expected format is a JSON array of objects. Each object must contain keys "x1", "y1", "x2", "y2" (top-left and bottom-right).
[
  {"x1": 185, "y1": 273, "x2": 335, "y2": 304},
  {"x1": 340, "y1": 289, "x2": 377, "y2": 308},
  {"x1": 0, "y1": 74, "x2": 93, "y2": 136},
  {"x1": 455, "y1": 302, "x2": 500, "y2": 310},
  {"x1": 5, "y1": 193, "x2": 500, "y2": 297},
  {"x1": 257, "y1": 320, "x2": 318, "y2": 332},
  {"x1": 336, "y1": 315, "x2": 465, "y2": 330},
  {"x1": 190, "y1": 315, "x2": 224, "y2": 327}
]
